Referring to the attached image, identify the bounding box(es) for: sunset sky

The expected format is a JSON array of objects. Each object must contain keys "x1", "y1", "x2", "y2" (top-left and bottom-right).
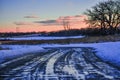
[{"x1": 0, "y1": 0, "x2": 108, "y2": 32}]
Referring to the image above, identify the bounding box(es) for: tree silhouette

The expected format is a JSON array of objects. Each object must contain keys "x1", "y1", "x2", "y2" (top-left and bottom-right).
[
  {"x1": 85, "y1": 0, "x2": 120, "y2": 34},
  {"x1": 63, "y1": 19, "x2": 71, "y2": 31}
]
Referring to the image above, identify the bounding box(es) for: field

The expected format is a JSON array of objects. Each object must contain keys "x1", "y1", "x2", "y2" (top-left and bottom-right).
[
  {"x1": 0, "y1": 35, "x2": 120, "y2": 45},
  {"x1": 0, "y1": 34, "x2": 120, "y2": 80}
]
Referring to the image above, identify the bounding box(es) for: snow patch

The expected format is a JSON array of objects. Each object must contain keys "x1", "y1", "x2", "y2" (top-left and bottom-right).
[
  {"x1": 0, "y1": 36, "x2": 84, "y2": 40},
  {"x1": 0, "y1": 41, "x2": 120, "y2": 67},
  {"x1": 39, "y1": 42, "x2": 120, "y2": 67},
  {"x1": 0, "y1": 45, "x2": 44, "y2": 63},
  {"x1": 45, "y1": 51, "x2": 63, "y2": 74}
]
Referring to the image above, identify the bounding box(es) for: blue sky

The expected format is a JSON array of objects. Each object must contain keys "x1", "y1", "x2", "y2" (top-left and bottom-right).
[{"x1": 0, "y1": 0, "x2": 108, "y2": 32}]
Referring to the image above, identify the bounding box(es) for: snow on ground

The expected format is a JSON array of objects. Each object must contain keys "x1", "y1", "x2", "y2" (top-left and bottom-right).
[
  {"x1": 0, "y1": 41, "x2": 120, "y2": 67},
  {"x1": 0, "y1": 35, "x2": 84, "y2": 40},
  {"x1": 0, "y1": 45, "x2": 44, "y2": 63},
  {"x1": 45, "y1": 51, "x2": 63, "y2": 77},
  {"x1": 39, "y1": 42, "x2": 120, "y2": 66}
]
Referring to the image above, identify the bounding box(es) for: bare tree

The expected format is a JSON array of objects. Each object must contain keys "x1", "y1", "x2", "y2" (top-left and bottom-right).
[
  {"x1": 84, "y1": 0, "x2": 120, "y2": 34},
  {"x1": 16, "y1": 27, "x2": 20, "y2": 33},
  {"x1": 63, "y1": 19, "x2": 71, "y2": 31}
]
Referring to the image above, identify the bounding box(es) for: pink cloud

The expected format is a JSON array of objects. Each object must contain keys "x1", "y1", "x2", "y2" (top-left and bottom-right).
[{"x1": 57, "y1": 15, "x2": 88, "y2": 23}]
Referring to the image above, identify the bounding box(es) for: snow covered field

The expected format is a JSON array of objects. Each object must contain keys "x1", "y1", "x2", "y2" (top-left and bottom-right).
[
  {"x1": 40, "y1": 42, "x2": 120, "y2": 66},
  {"x1": 0, "y1": 41, "x2": 120, "y2": 67},
  {"x1": 0, "y1": 41, "x2": 120, "y2": 80},
  {"x1": 0, "y1": 45, "x2": 44, "y2": 63},
  {"x1": 0, "y1": 35, "x2": 84, "y2": 40}
]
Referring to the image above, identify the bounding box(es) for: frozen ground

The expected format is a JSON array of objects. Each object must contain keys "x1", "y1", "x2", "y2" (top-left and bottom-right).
[
  {"x1": 0, "y1": 35, "x2": 84, "y2": 40},
  {"x1": 0, "y1": 47, "x2": 120, "y2": 80},
  {"x1": 40, "y1": 41, "x2": 120, "y2": 66},
  {"x1": 0, "y1": 45, "x2": 44, "y2": 63},
  {"x1": 0, "y1": 41, "x2": 120, "y2": 67}
]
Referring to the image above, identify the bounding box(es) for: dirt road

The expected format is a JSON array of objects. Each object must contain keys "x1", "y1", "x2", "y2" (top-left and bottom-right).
[{"x1": 0, "y1": 47, "x2": 120, "y2": 80}]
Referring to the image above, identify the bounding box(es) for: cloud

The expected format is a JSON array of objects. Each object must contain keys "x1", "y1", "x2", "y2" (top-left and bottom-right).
[
  {"x1": 57, "y1": 15, "x2": 87, "y2": 22},
  {"x1": 34, "y1": 15, "x2": 88, "y2": 26},
  {"x1": 24, "y1": 15, "x2": 39, "y2": 18},
  {"x1": 75, "y1": 15, "x2": 84, "y2": 17},
  {"x1": 14, "y1": 22, "x2": 33, "y2": 25},
  {"x1": 35, "y1": 20, "x2": 61, "y2": 26},
  {"x1": 38, "y1": 20, "x2": 56, "y2": 24}
]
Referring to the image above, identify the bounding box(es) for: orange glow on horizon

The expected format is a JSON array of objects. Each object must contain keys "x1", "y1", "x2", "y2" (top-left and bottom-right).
[
  {"x1": 0, "y1": 23, "x2": 88, "y2": 33},
  {"x1": 0, "y1": 15, "x2": 88, "y2": 33},
  {"x1": 0, "y1": 24, "x2": 88, "y2": 33}
]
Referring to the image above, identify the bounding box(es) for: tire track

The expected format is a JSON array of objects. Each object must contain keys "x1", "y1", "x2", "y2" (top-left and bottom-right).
[
  {"x1": 0, "y1": 49, "x2": 57, "y2": 80},
  {"x1": 0, "y1": 47, "x2": 120, "y2": 80},
  {"x1": 45, "y1": 49, "x2": 68, "y2": 80}
]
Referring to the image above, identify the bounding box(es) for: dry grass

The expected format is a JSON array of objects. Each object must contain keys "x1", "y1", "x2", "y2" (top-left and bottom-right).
[{"x1": 0, "y1": 35, "x2": 120, "y2": 45}]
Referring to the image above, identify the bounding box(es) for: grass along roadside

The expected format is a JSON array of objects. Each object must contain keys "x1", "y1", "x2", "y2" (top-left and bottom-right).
[{"x1": 0, "y1": 35, "x2": 120, "y2": 45}]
